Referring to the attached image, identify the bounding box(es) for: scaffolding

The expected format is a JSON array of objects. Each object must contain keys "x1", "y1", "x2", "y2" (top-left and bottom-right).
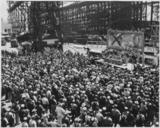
[
  {"x1": 8, "y1": 1, "x2": 159, "y2": 46},
  {"x1": 28, "y1": 1, "x2": 62, "y2": 41},
  {"x1": 60, "y1": 1, "x2": 159, "y2": 42}
]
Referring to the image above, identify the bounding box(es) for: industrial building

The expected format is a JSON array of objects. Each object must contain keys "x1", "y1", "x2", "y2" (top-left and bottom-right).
[
  {"x1": 8, "y1": 1, "x2": 159, "y2": 49},
  {"x1": 8, "y1": 1, "x2": 62, "y2": 39},
  {"x1": 60, "y1": 1, "x2": 159, "y2": 45},
  {"x1": 8, "y1": 1, "x2": 30, "y2": 34},
  {"x1": 28, "y1": 1, "x2": 62, "y2": 39},
  {"x1": 59, "y1": 1, "x2": 159, "y2": 65}
]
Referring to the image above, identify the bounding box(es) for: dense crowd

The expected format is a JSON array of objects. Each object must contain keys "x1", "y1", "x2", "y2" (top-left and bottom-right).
[{"x1": 1, "y1": 49, "x2": 159, "y2": 127}]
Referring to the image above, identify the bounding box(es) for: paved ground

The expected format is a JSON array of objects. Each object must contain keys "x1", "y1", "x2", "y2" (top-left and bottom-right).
[{"x1": 2, "y1": 43, "x2": 106, "y2": 55}]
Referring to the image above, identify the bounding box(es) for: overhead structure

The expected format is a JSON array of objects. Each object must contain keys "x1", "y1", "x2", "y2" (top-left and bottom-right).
[
  {"x1": 60, "y1": 1, "x2": 159, "y2": 45},
  {"x1": 8, "y1": 1, "x2": 62, "y2": 43},
  {"x1": 28, "y1": 1, "x2": 62, "y2": 41}
]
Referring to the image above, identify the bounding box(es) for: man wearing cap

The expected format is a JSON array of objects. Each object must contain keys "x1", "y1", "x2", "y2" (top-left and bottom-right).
[
  {"x1": 103, "y1": 116, "x2": 113, "y2": 127},
  {"x1": 13, "y1": 101, "x2": 21, "y2": 125},
  {"x1": 111, "y1": 105, "x2": 121, "y2": 126},
  {"x1": 55, "y1": 103, "x2": 66, "y2": 126},
  {"x1": 29, "y1": 117, "x2": 37, "y2": 127},
  {"x1": 6, "y1": 84, "x2": 13, "y2": 102},
  {"x1": 41, "y1": 95, "x2": 49, "y2": 112},
  {"x1": 49, "y1": 95, "x2": 57, "y2": 115},
  {"x1": 126, "y1": 111, "x2": 135, "y2": 126},
  {"x1": 96, "y1": 109, "x2": 103, "y2": 126},
  {"x1": 21, "y1": 117, "x2": 28, "y2": 127},
  {"x1": 2, "y1": 116, "x2": 9, "y2": 127},
  {"x1": 136, "y1": 113, "x2": 145, "y2": 127},
  {"x1": 131, "y1": 101, "x2": 139, "y2": 117}
]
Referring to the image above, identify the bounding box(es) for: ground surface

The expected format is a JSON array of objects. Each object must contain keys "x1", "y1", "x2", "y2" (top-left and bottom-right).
[
  {"x1": 63, "y1": 43, "x2": 106, "y2": 55},
  {"x1": 2, "y1": 42, "x2": 106, "y2": 55}
]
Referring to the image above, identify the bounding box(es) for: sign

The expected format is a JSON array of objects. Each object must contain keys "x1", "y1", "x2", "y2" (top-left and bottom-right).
[
  {"x1": 43, "y1": 39, "x2": 59, "y2": 45},
  {"x1": 144, "y1": 46, "x2": 158, "y2": 54},
  {"x1": 127, "y1": 63, "x2": 134, "y2": 71},
  {"x1": 107, "y1": 30, "x2": 144, "y2": 52}
]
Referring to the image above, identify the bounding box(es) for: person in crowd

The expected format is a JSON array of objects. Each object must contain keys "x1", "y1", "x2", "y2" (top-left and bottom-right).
[{"x1": 1, "y1": 48, "x2": 159, "y2": 127}]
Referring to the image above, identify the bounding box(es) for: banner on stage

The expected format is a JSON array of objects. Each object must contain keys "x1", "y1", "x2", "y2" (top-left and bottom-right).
[{"x1": 107, "y1": 30, "x2": 144, "y2": 52}]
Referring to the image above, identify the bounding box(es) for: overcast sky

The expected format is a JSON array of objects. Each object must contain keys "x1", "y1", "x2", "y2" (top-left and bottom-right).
[{"x1": 1, "y1": 0, "x2": 8, "y2": 23}]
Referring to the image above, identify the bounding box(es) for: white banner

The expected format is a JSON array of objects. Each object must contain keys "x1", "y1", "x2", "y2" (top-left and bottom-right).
[{"x1": 107, "y1": 30, "x2": 144, "y2": 52}]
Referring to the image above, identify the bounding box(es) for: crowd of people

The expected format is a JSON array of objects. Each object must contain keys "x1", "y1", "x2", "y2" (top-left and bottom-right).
[{"x1": 1, "y1": 48, "x2": 159, "y2": 127}]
